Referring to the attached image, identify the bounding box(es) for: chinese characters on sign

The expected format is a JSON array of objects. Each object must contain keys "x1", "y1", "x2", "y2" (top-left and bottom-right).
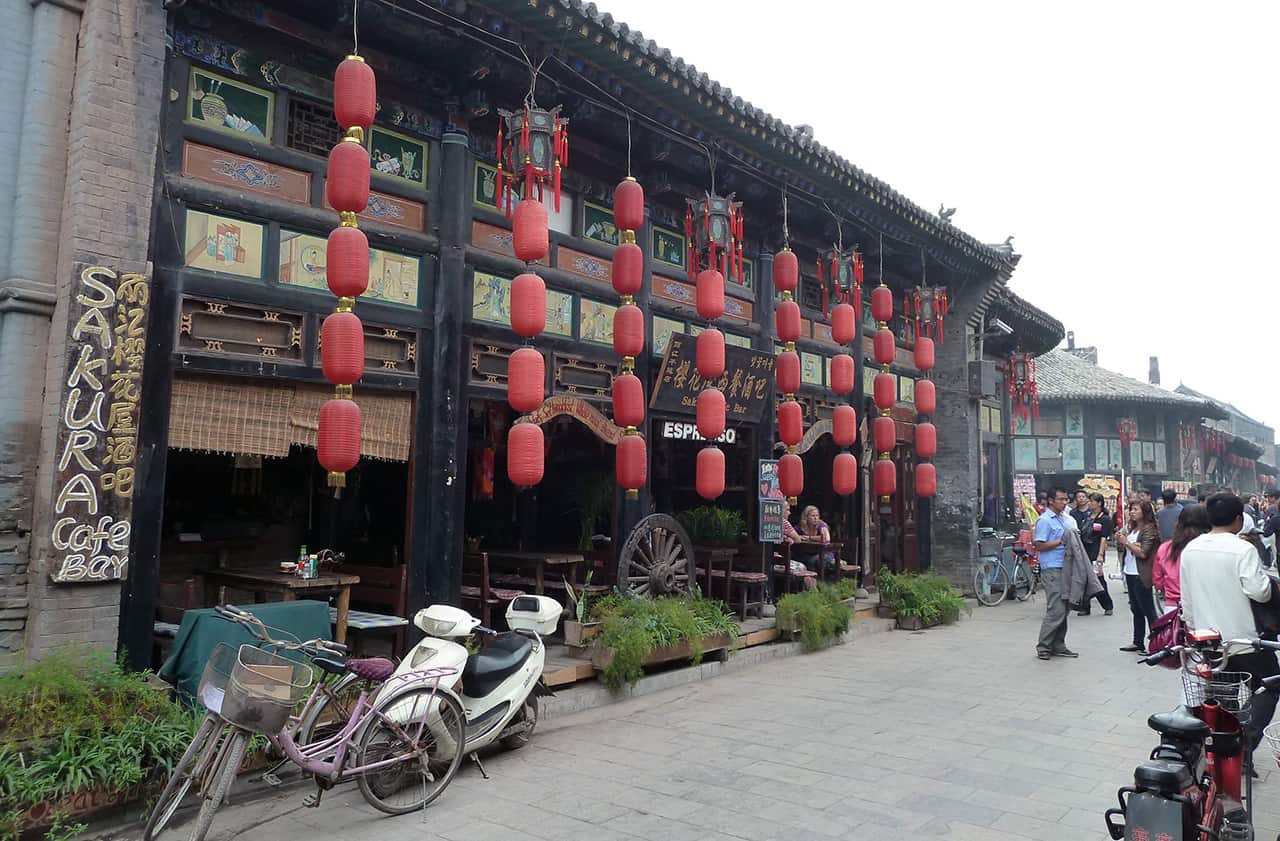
[
  {"x1": 758, "y1": 459, "x2": 784, "y2": 543},
  {"x1": 650, "y1": 333, "x2": 773, "y2": 423},
  {"x1": 49, "y1": 263, "x2": 150, "y2": 582}
]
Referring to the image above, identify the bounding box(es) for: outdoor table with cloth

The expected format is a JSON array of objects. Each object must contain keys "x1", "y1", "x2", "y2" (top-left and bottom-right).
[
  {"x1": 158, "y1": 600, "x2": 332, "y2": 704},
  {"x1": 196, "y1": 567, "x2": 361, "y2": 643}
]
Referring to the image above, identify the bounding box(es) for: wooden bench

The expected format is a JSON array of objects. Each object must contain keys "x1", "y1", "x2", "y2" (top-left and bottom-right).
[
  {"x1": 461, "y1": 552, "x2": 526, "y2": 627},
  {"x1": 331, "y1": 563, "x2": 409, "y2": 656},
  {"x1": 724, "y1": 545, "x2": 769, "y2": 618}
]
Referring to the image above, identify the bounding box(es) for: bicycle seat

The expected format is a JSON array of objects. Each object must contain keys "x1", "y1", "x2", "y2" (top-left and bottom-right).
[
  {"x1": 313, "y1": 656, "x2": 347, "y2": 676},
  {"x1": 346, "y1": 657, "x2": 396, "y2": 682},
  {"x1": 1011, "y1": 546, "x2": 1027, "y2": 556},
  {"x1": 463, "y1": 633, "x2": 533, "y2": 698},
  {"x1": 1148, "y1": 706, "x2": 1210, "y2": 741}
]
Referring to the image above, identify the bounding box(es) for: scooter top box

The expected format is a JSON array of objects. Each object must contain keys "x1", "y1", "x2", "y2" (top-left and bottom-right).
[{"x1": 507, "y1": 595, "x2": 560, "y2": 635}]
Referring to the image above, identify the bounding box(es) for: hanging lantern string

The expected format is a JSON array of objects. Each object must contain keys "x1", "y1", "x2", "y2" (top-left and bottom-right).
[
  {"x1": 353, "y1": 0, "x2": 360, "y2": 54},
  {"x1": 624, "y1": 107, "x2": 633, "y2": 177},
  {"x1": 517, "y1": 45, "x2": 551, "y2": 109},
  {"x1": 820, "y1": 199, "x2": 843, "y2": 252},
  {"x1": 878, "y1": 232, "x2": 885, "y2": 284},
  {"x1": 781, "y1": 184, "x2": 790, "y2": 247}
]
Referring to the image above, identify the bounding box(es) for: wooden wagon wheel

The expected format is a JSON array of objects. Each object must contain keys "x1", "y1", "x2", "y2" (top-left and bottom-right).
[{"x1": 618, "y1": 514, "x2": 695, "y2": 598}]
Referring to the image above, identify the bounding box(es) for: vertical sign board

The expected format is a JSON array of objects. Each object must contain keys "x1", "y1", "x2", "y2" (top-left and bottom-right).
[
  {"x1": 758, "y1": 459, "x2": 784, "y2": 543},
  {"x1": 47, "y1": 261, "x2": 150, "y2": 582}
]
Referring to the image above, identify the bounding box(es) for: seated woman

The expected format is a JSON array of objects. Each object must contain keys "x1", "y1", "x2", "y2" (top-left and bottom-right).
[
  {"x1": 793, "y1": 505, "x2": 837, "y2": 572},
  {"x1": 779, "y1": 502, "x2": 817, "y2": 591}
]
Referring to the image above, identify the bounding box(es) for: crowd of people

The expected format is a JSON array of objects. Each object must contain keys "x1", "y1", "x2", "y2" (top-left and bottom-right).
[{"x1": 1032, "y1": 487, "x2": 1280, "y2": 755}]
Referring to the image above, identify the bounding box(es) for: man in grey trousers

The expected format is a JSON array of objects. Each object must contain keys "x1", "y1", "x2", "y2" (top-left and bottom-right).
[{"x1": 1034, "y1": 489, "x2": 1076, "y2": 660}]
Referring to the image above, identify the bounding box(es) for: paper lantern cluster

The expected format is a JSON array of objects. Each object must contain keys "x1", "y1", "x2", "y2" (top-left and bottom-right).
[
  {"x1": 816, "y1": 247, "x2": 865, "y2": 321},
  {"x1": 1008, "y1": 352, "x2": 1039, "y2": 421},
  {"x1": 317, "y1": 55, "x2": 376, "y2": 489},
  {"x1": 688, "y1": 192, "x2": 741, "y2": 499},
  {"x1": 773, "y1": 248, "x2": 804, "y2": 501},
  {"x1": 871, "y1": 281, "x2": 897, "y2": 500},
  {"x1": 914, "y1": 336, "x2": 937, "y2": 498},
  {"x1": 829, "y1": 284, "x2": 859, "y2": 496},
  {"x1": 495, "y1": 105, "x2": 569, "y2": 214},
  {"x1": 907, "y1": 286, "x2": 949, "y2": 345},
  {"x1": 611, "y1": 177, "x2": 647, "y2": 496}
]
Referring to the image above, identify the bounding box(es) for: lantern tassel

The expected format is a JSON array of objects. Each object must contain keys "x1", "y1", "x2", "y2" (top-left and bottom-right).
[{"x1": 553, "y1": 161, "x2": 561, "y2": 212}]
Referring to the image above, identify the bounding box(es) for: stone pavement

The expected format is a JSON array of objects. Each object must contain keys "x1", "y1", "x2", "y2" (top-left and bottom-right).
[{"x1": 105, "y1": 597, "x2": 1280, "y2": 841}]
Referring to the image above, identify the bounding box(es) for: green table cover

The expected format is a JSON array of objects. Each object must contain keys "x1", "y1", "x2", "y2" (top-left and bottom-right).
[{"x1": 159, "y1": 600, "x2": 332, "y2": 705}]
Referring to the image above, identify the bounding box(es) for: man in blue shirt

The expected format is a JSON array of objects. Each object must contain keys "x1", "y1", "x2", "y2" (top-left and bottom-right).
[{"x1": 1034, "y1": 488, "x2": 1076, "y2": 660}]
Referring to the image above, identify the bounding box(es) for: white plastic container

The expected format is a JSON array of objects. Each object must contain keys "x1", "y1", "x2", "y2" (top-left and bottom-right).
[
  {"x1": 506, "y1": 594, "x2": 561, "y2": 635},
  {"x1": 414, "y1": 604, "x2": 479, "y2": 638}
]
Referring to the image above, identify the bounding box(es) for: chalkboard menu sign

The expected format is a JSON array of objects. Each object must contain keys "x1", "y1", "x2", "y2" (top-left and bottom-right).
[
  {"x1": 650, "y1": 332, "x2": 773, "y2": 423},
  {"x1": 758, "y1": 459, "x2": 784, "y2": 543}
]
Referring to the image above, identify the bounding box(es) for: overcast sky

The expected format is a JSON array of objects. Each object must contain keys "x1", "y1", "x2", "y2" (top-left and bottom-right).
[{"x1": 598, "y1": 0, "x2": 1280, "y2": 435}]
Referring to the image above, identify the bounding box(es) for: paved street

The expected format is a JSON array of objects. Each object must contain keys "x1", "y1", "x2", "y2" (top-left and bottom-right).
[{"x1": 119, "y1": 597, "x2": 1280, "y2": 841}]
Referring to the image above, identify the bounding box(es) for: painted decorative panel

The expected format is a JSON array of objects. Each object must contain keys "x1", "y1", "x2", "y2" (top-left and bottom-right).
[
  {"x1": 738, "y1": 258, "x2": 755, "y2": 292},
  {"x1": 801, "y1": 352, "x2": 823, "y2": 386},
  {"x1": 278, "y1": 231, "x2": 420, "y2": 306},
  {"x1": 546, "y1": 289, "x2": 573, "y2": 337},
  {"x1": 652, "y1": 228, "x2": 686, "y2": 271},
  {"x1": 183, "y1": 210, "x2": 264, "y2": 278},
  {"x1": 187, "y1": 68, "x2": 273, "y2": 139},
  {"x1": 899, "y1": 377, "x2": 915, "y2": 404},
  {"x1": 182, "y1": 142, "x2": 309, "y2": 203},
  {"x1": 1039, "y1": 438, "x2": 1061, "y2": 459},
  {"x1": 863, "y1": 367, "x2": 876, "y2": 395},
  {"x1": 472, "y1": 221, "x2": 545, "y2": 265},
  {"x1": 1155, "y1": 442, "x2": 1167, "y2": 473},
  {"x1": 1062, "y1": 439, "x2": 1085, "y2": 471},
  {"x1": 1110, "y1": 439, "x2": 1124, "y2": 469},
  {"x1": 579, "y1": 299, "x2": 617, "y2": 345},
  {"x1": 723, "y1": 296, "x2": 753, "y2": 322},
  {"x1": 557, "y1": 246, "x2": 612, "y2": 285},
  {"x1": 474, "y1": 162, "x2": 515, "y2": 209},
  {"x1": 1065, "y1": 405, "x2": 1085, "y2": 436},
  {"x1": 582, "y1": 202, "x2": 619, "y2": 246},
  {"x1": 652, "y1": 276, "x2": 696, "y2": 308},
  {"x1": 471, "y1": 272, "x2": 569, "y2": 335},
  {"x1": 1095, "y1": 438, "x2": 1110, "y2": 470},
  {"x1": 370, "y1": 127, "x2": 427, "y2": 187},
  {"x1": 179, "y1": 296, "x2": 303, "y2": 361},
  {"x1": 1013, "y1": 412, "x2": 1032, "y2": 436},
  {"x1": 322, "y1": 185, "x2": 425, "y2": 232},
  {"x1": 1014, "y1": 439, "x2": 1037, "y2": 471},
  {"x1": 812, "y1": 322, "x2": 835, "y2": 345},
  {"x1": 652, "y1": 316, "x2": 684, "y2": 356},
  {"x1": 724, "y1": 332, "x2": 752, "y2": 349}
]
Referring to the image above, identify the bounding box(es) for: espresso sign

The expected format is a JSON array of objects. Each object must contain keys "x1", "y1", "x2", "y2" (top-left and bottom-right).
[
  {"x1": 650, "y1": 332, "x2": 772, "y2": 423},
  {"x1": 48, "y1": 261, "x2": 150, "y2": 582}
]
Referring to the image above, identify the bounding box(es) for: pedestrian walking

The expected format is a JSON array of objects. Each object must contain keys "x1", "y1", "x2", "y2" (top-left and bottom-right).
[
  {"x1": 1180, "y1": 492, "x2": 1279, "y2": 756},
  {"x1": 1077, "y1": 493, "x2": 1116, "y2": 616},
  {"x1": 1116, "y1": 499, "x2": 1161, "y2": 653},
  {"x1": 1034, "y1": 489, "x2": 1077, "y2": 660},
  {"x1": 1156, "y1": 488, "x2": 1182, "y2": 542},
  {"x1": 1070, "y1": 491, "x2": 1091, "y2": 531},
  {"x1": 1151, "y1": 504, "x2": 1211, "y2": 611}
]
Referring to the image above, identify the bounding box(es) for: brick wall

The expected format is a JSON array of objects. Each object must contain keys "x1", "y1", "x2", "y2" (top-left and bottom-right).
[{"x1": 22, "y1": 0, "x2": 166, "y2": 661}]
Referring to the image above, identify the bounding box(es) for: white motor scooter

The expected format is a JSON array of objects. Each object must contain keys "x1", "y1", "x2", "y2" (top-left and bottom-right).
[{"x1": 386, "y1": 594, "x2": 559, "y2": 773}]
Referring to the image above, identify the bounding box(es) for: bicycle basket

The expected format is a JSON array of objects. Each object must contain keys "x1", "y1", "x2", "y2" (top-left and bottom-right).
[
  {"x1": 1264, "y1": 722, "x2": 1280, "y2": 766},
  {"x1": 221, "y1": 644, "x2": 315, "y2": 735},
  {"x1": 196, "y1": 643, "x2": 238, "y2": 715},
  {"x1": 1183, "y1": 670, "x2": 1252, "y2": 724}
]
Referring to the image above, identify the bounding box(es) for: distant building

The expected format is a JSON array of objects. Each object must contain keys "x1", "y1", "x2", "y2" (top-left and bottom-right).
[{"x1": 1175, "y1": 384, "x2": 1277, "y2": 468}]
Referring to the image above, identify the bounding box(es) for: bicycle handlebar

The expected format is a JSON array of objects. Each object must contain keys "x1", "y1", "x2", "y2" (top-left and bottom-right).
[
  {"x1": 1141, "y1": 647, "x2": 1182, "y2": 666},
  {"x1": 213, "y1": 604, "x2": 347, "y2": 656}
]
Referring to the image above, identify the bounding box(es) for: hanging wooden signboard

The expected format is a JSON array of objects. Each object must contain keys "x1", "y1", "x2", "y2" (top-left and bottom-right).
[
  {"x1": 522, "y1": 396, "x2": 625, "y2": 445},
  {"x1": 650, "y1": 332, "x2": 772, "y2": 423}
]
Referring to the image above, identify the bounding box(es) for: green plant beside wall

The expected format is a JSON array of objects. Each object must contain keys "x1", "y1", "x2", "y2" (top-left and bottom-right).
[
  {"x1": 591, "y1": 595, "x2": 739, "y2": 691},
  {"x1": 878, "y1": 571, "x2": 971, "y2": 627},
  {"x1": 775, "y1": 587, "x2": 852, "y2": 651},
  {"x1": 676, "y1": 506, "x2": 745, "y2": 545}
]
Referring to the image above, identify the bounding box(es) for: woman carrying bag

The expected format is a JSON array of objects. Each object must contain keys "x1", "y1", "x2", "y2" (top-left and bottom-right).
[{"x1": 1116, "y1": 499, "x2": 1161, "y2": 653}]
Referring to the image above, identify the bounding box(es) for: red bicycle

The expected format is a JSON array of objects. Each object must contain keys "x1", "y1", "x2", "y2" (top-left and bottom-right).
[{"x1": 1106, "y1": 628, "x2": 1280, "y2": 841}]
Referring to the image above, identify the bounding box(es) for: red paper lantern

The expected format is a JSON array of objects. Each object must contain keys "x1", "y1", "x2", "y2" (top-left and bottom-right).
[
  {"x1": 318, "y1": 398, "x2": 362, "y2": 475},
  {"x1": 915, "y1": 422, "x2": 937, "y2": 458},
  {"x1": 616, "y1": 434, "x2": 647, "y2": 489},
  {"x1": 916, "y1": 462, "x2": 937, "y2": 498},
  {"x1": 507, "y1": 347, "x2": 545, "y2": 413},
  {"x1": 320, "y1": 311, "x2": 365, "y2": 385},
  {"x1": 334, "y1": 56, "x2": 376, "y2": 130},
  {"x1": 697, "y1": 389, "x2": 726, "y2": 441},
  {"x1": 612, "y1": 373, "x2": 645, "y2": 428},
  {"x1": 831, "y1": 303, "x2": 856, "y2": 345},
  {"x1": 871, "y1": 286, "x2": 893, "y2": 322},
  {"x1": 614, "y1": 177, "x2": 644, "y2": 232},
  {"x1": 778, "y1": 400, "x2": 803, "y2": 446},
  {"x1": 697, "y1": 328, "x2": 726, "y2": 379},
  {"x1": 833, "y1": 404, "x2": 857, "y2": 446},
  {"x1": 874, "y1": 416, "x2": 897, "y2": 453},
  {"x1": 326, "y1": 140, "x2": 371, "y2": 212},
  {"x1": 326, "y1": 226, "x2": 369, "y2": 299},
  {"x1": 776, "y1": 351, "x2": 801, "y2": 395},
  {"x1": 914, "y1": 336, "x2": 935, "y2": 372},
  {"x1": 833, "y1": 452, "x2": 858, "y2": 496},
  {"x1": 874, "y1": 373, "x2": 896, "y2": 410},
  {"x1": 775, "y1": 300, "x2": 802, "y2": 343},
  {"x1": 773, "y1": 249, "x2": 799, "y2": 293},
  {"x1": 507, "y1": 422, "x2": 544, "y2": 486},
  {"x1": 915, "y1": 379, "x2": 936, "y2": 415},
  {"x1": 510, "y1": 273, "x2": 546, "y2": 338},
  {"x1": 612, "y1": 242, "x2": 643, "y2": 297},
  {"x1": 874, "y1": 329, "x2": 896, "y2": 366},
  {"x1": 513, "y1": 199, "x2": 549, "y2": 263},
  {"x1": 696, "y1": 269, "x2": 725, "y2": 320},
  {"x1": 830, "y1": 354, "x2": 854, "y2": 395},
  {"x1": 779, "y1": 453, "x2": 804, "y2": 498},
  {"x1": 874, "y1": 459, "x2": 897, "y2": 497},
  {"x1": 696, "y1": 446, "x2": 725, "y2": 500},
  {"x1": 613, "y1": 304, "x2": 644, "y2": 358}
]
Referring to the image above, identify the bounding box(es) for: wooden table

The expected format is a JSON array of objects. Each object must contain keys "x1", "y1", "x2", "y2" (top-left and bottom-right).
[
  {"x1": 485, "y1": 551, "x2": 585, "y2": 595},
  {"x1": 196, "y1": 568, "x2": 362, "y2": 644}
]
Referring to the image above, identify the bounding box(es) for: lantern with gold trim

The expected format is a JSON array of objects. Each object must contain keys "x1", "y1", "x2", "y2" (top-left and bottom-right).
[
  {"x1": 773, "y1": 246, "x2": 804, "y2": 503},
  {"x1": 871, "y1": 276, "x2": 896, "y2": 501},
  {"x1": 685, "y1": 191, "x2": 745, "y2": 286},
  {"x1": 495, "y1": 104, "x2": 568, "y2": 215},
  {"x1": 611, "y1": 177, "x2": 647, "y2": 496}
]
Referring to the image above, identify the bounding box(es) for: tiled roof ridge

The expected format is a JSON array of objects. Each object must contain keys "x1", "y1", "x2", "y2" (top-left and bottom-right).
[{"x1": 1036, "y1": 349, "x2": 1221, "y2": 414}]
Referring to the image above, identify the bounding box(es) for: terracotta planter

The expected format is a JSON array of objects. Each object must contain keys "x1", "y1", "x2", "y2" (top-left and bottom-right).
[
  {"x1": 896, "y1": 614, "x2": 939, "y2": 630},
  {"x1": 563, "y1": 620, "x2": 601, "y2": 648},
  {"x1": 589, "y1": 631, "x2": 732, "y2": 671}
]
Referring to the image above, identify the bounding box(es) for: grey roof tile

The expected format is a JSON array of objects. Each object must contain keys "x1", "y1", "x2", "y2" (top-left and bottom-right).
[{"x1": 1035, "y1": 350, "x2": 1223, "y2": 416}]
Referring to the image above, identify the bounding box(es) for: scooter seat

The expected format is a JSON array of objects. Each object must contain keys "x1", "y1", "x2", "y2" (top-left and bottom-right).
[
  {"x1": 1148, "y1": 706, "x2": 1210, "y2": 741},
  {"x1": 463, "y1": 634, "x2": 533, "y2": 698}
]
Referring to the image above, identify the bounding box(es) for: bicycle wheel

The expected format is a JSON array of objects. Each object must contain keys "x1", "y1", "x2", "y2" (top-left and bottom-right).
[
  {"x1": 143, "y1": 713, "x2": 226, "y2": 841},
  {"x1": 356, "y1": 687, "x2": 466, "y2": 815},
  {"x1": 973, "y1": 559, "x2": 1009, "y2": 606},
  {"x1": 186, "y1": 728, "x2": 248, "y2": 841},
  {"x1": 1011, "y1": 563, "x2": 1034, "y2": 602}
]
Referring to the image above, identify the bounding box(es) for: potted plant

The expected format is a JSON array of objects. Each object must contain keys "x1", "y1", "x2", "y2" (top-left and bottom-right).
[
  {"x1": 879, "y1": 571, "x2": 970, "y2": 630},
  {"x1": 562, "y1": 571, "x2": 601, "y2": 647},
  {"x1": 775, "y1": 586, "x2": 852, "y2": 650},
  {"x1": 584, "y1": 594, "x2": 739, "y2": 691}
]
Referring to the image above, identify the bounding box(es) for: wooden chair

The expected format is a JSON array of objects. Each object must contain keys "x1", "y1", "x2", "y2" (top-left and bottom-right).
[
  {"x1": 724, "y1": 545, "x2": 769, "y2": 618},
  {"x1": 332, "y1": 563, "x2": 410, "y2": 656},
  {"x1": 461, "y1": 552, "x2": 526, "y2": 627},
  {"x1": 153, "y1": 577, "x2": 197, "y2": 668},
  {"x1": 772, "y1": 543, "x2": 819, "y2": 594}
]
